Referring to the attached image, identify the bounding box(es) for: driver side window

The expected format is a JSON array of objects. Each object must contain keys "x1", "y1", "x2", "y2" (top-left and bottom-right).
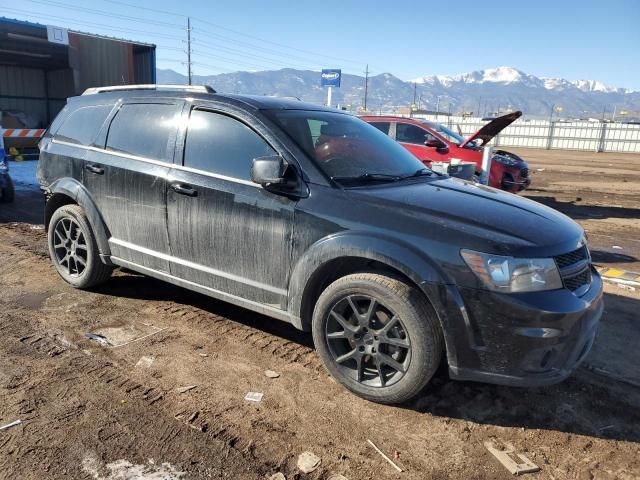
[{"x1": 396, "y1": 123, "x2": 428, "y2": 145}]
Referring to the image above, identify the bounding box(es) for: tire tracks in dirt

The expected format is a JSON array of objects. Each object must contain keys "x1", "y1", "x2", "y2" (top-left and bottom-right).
[
  {"x1": 0, "y1": 313, "x2": 273, "y2": 478},
  {"x1": 148, "y1": 302, "x2": 323, "y2": 372}
]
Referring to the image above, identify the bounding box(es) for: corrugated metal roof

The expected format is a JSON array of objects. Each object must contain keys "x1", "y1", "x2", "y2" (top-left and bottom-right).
[{"x1": 0, "y1": 16, "x2": 156, "y2": 48}]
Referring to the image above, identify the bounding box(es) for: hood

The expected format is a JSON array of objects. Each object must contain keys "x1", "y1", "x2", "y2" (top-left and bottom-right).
[
  {"x1": 460, "y1": 111, "x2": 522, "y2": 148},
  {"x1": 355, "y1": 177, "x2": 583, "y2": 256}
]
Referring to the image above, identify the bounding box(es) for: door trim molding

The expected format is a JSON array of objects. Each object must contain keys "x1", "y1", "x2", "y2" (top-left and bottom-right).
[
  {"x1": 109, "y1": 237, "x2": 287, "y2": 296},
  {"x1": 110, "y1": 256, "x2": 294, "y2": 324}
]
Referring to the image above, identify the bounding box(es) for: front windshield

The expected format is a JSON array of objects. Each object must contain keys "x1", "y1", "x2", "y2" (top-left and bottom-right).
[
  {"x1": 266, "y1": 110, "x2": 428, "y2": 183},
  {"x1": 422, "y1": 121, "x2": 465, "y2": 146}
]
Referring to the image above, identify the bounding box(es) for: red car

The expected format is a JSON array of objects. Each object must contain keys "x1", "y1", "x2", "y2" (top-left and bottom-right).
[{"x1": 362, "y1": 112, "x2": 530, "y2": 192}]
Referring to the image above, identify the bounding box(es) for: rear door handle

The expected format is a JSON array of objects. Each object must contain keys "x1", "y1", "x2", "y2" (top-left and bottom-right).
[
  {"x1": 171, "y1": 183, "x2": 198, "y2": 197},
  {"x1": 85, "y1": 164, "x2": 104, "y2": 175}
]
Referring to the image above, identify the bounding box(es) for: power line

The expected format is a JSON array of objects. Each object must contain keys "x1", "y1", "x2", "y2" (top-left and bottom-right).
[
  {"x1": 192, "y1": 38, "x2": 324, "y2": 71},
  {"x1": 9, "y1": 3, "x2": 371, "y2": 78},
  {"x1": 23, "y1": 0, "x2": 184, "y2": 30},
  {"x1": 103, "y1": 0, "x2": 371, "y2": 69},
  {"x1": 3, "y1": 8, "x2": 184, "y2": 41},
  {"x1": 105, "y1": 0, "x2": 188, "y2": 18}
]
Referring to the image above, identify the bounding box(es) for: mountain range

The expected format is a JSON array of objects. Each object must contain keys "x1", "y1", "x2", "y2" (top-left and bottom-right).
[{"x1": 156, "y1": 66, "x2": 639, "y2": 119}]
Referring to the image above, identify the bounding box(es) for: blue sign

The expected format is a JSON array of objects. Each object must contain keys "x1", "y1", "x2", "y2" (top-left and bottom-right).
[{"x1": 321, "y1": 69, "x2": 341, "y2": 88}]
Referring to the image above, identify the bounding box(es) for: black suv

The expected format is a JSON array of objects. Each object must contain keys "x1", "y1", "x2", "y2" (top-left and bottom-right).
[{"x1": 38, "y1": 85, "x2": 603, "y2": 404}]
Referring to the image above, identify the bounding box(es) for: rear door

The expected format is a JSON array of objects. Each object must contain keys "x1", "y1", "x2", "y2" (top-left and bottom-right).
[
  {"x1": 166, "y1": 104, "x2": 295, "y2": 309},
  {"x1": 367, "y1": 121, "x2": 391, "y2": 137},
  {"x1": 84, "y1": 100, "x2": 182, "y2": 272}
]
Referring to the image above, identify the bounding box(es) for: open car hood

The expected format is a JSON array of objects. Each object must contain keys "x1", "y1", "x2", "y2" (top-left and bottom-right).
[{"x1": 461, "y1": 111, "x2": 522, "y2": 148}]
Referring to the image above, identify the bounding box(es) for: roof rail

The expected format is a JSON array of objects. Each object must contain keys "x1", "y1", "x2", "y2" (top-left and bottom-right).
[{"x1": 82, "y1": 84, "x2": 216, "y2": 95}]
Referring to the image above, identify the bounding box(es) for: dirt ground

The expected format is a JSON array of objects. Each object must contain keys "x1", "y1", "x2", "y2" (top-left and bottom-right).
[{"x1": 1, "y1": 151, "x2": 639, "y2": 479}]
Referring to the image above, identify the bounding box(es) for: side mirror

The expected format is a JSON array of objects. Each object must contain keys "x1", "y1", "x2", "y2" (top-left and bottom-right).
[
  {"x1": 251, "y1": 155, "x2": 287, "y2": 186},
  {"x1": 251, "y1": 155, "x2": 302, "y2": 195},
  {"x1": 425, "y1": 138, "x2": 444, "y2": 148}
]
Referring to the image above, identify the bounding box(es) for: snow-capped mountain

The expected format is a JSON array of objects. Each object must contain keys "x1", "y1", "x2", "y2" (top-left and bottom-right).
[
  {"x1": 413, "y1": 66, "x2": 632, "y2": 94},
  {"x1": 157, "y1": 66, "x2": 639, "y2": 119},
  {"x1": 414, "y1": 67, "x2": 543, "y2": 88}
]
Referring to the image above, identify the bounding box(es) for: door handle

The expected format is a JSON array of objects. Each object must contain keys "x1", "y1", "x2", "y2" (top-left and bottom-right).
[
  {"x1": 171, "y1": 183, "x2": 198, "y2": 197},
  {"x1": 85, "y1": 164, "x2": 104, "y2": 175}
]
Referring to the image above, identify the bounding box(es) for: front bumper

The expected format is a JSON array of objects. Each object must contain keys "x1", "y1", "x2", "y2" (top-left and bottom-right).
[
  {"x1": 502, "y1": 175, "x2": 531, "y2": 192},
  {"x1": 426, "y1": 268, "x2": 603, "y2": 387}
]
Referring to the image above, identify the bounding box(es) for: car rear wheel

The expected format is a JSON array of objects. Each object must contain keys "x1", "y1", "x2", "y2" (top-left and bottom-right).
[
  {"x1": 47, "y1": 204, "x2": 112, "y2": 288},
  {"x1": 312, "y1": 273, "x2": 443, "y2": 404}
]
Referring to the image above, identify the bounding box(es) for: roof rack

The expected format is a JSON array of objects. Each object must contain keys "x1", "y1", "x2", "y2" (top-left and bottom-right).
[{"x1": 82, "y1": 84, "x2": 216, "y2": 95}]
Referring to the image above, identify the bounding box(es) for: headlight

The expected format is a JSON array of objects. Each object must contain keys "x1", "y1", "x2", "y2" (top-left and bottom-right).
[
  {"x1": 461, "y1": 250, "x2": 562, "y2": 293},
  {"x1": 0, "y1": 160, "x2": 7, "y2": 173},
  {"x1": 492, "y1": 154, "x2": 519, "y2": 166}
]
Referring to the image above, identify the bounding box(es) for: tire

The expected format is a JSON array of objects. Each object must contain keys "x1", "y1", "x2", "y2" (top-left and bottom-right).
[
  {"x1": 47, "y1": 204, "x2": 112, "y2": 288},
  {"x1": 312, "y1": 273, "x2": 444, "y2": 404},
  {"x1": 0, "y1": 177, "x2": 14, "y2": 203}
]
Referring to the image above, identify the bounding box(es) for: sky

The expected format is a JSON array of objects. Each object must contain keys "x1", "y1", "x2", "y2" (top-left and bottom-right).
[{"x1": 3, "y1": 0, "x2": 640, "y2": 89}]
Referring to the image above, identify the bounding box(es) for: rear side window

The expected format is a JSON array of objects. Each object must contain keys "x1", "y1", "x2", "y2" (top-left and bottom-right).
[
  {"x1": 184, "y1": 109, "x2": 275, "y2": 180},
  {"x1": 106, "y1": 103, "x2": 179, "y2": 161},
  {"x1": 368, "y1": 121, "x2": 390, "y2": 135},
  {"x1": 55, "y1": 104, "x2": 112, "y2": 146}
]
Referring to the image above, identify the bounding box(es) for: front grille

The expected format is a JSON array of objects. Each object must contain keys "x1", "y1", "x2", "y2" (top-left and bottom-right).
[
  {"x1": 563, "y1": 268, "x2": 592, "y2": 292},
  {"x1": 520, "y1": 167, "x2": 529, "y2": 178},
  {"x1": 554, "y1": 246, "x2": 591, "y2": 294},
  {"x1": 554, "y1": 246, "x2": 588, "y2": 269}
]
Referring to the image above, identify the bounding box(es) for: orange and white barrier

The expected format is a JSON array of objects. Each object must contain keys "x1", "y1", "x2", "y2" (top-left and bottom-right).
[{"x1": 2, "y1": 129, "x2": 46, "y2": 138}]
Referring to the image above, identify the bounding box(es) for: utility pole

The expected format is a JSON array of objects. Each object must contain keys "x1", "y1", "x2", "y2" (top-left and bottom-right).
[
  {"x1": 363, "y1": 64, "x2": 369, "y2": 112},
  {"x1": 187, "y1": 17, "x2": 192, "y2": 85}
]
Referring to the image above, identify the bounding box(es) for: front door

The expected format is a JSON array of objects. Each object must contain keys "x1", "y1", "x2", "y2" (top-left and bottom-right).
[
  {"x1": 166, "y1": 106, "x2": 295, "y2": 309},
  {"x1": 395, "y1": 122, "x2": 449, "y2": 165},
  {"x1": 84, "y1": 100, "x2": 182, "y2": 272}
]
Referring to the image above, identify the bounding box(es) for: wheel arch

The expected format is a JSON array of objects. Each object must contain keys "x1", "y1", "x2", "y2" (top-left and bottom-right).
[
  {"x1": 45, "y1": 178, "x2": 111, "y2": 257},
  {"x1": 288, "y1": 232, "x2": 448, "y2": 331}
]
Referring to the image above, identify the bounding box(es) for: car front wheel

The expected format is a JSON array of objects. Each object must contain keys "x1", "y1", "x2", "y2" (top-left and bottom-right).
[{"x1": 312, "y1": 273, "x2": 443, "y2": 404}]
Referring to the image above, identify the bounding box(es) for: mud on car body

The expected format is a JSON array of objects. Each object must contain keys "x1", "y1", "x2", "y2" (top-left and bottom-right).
[{"x1": 38, "y1": 85, "x2": 602, "y2": 404}]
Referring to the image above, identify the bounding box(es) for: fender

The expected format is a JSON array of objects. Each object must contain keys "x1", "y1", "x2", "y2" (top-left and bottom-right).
[
  {"x1": 46, "y1": 177, "x2": 112, "y2": 257},
  {"x1": 288, "y1": 230, "x2": 453, "y2": 323},
  {"x1": 287, "y1": 231, "x2": 467, "y2": 366}
]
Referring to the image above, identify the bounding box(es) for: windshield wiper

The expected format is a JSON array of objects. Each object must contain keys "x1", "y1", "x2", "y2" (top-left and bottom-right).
[
  {"x1": 331, "y1": 172, "x2": 402, "y2": 184},
  {"x1": 400, "y1": 168, "x2": 435, "y2": 179}
]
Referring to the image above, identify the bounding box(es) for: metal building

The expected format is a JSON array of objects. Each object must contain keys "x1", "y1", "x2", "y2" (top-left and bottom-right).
[{"x1": 0, "y1": 17, "x2": 156, "y2": 130}]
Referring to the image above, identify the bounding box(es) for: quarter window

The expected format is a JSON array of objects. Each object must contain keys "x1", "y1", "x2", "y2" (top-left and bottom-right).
[
  {"x1": 396, "y1": 123, "x2": 428, "y2": 145},
  {"x1": 106, "y1": 103, "x2": 179, "y2": 161},
  {"x1": 368, "y1": 122, "x2": 391, "y2": 135},
  {"x1": 184, "y1": 109, "x2": 275, "y2": 180},
  {"x1": 55, "y1": 104, "x2": 112, "y2": 146}
]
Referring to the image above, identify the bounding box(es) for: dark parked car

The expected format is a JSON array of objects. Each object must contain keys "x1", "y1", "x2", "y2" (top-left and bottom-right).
[
  {"x1": 0, "y1": 155, "x2": 14, "y2": 203},
  {"x1": 37, "y1": 85, "x2": 603, "y2": 404}
]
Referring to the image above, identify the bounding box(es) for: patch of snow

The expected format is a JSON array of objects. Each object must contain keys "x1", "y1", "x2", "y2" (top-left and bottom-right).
[
  {"x1": 542, "y1": 77, "x2": 571, "y2": 90},
  {"x1": 480, "y1": 66, "x2": 524, "y2": 83},
  {"x1": 7, "y1": 160, "x2": 39, "y2": 192},
  {"x1": 571, "y1": 79, "x2": 623, "y2": 93},
  {"x1": 82, "y1": 455, "x2": 186, "y2": 480}
]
